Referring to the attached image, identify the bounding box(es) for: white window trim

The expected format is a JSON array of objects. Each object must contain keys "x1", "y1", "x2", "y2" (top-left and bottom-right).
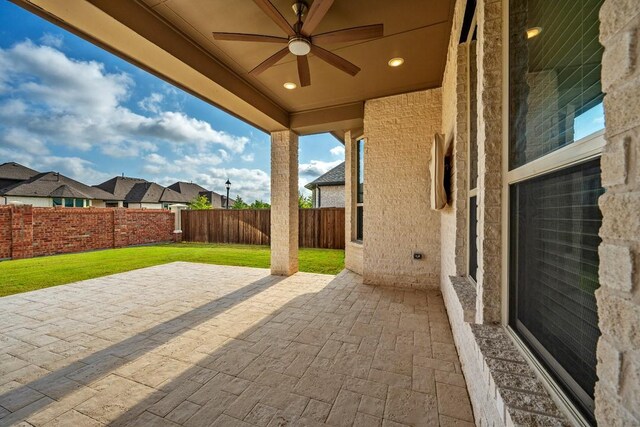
[{"x1": 499, "y1": 0, "x2": 603, "y2": 425}]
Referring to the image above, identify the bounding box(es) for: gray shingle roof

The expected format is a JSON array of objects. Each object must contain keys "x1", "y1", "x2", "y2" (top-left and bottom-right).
[
  {"x1": 166, "y1": 181, "x2": 223, "y2": 205},
  {"x1": 95, "y1": 176, "x2": 193, "y2": 204},
  {"x1": 94, "y1": 176, "x2": 148, "y2": 200},
  {"x1": 304, "y1": 162, "x2": 345, "y2": 190},
  {"x1": 0, "y1": 172, "x2": 115, "y2": 200},
  {"x1": 0, "y1": 162, "x2": 39, "y2": 181}
]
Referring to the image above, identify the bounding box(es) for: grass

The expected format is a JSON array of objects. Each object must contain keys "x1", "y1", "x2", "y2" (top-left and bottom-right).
[{"x1": 0, "y1": 243, "x2": 345, "y2": 298}]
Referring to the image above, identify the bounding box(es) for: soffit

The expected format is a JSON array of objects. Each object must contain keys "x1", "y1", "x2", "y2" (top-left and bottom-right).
[{"x1": 141, "y1": 0, "x2": 454, "y2": 112}]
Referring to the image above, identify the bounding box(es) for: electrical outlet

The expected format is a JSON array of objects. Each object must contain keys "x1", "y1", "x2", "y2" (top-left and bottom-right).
[{"x1": 413, "y1": 252, "x2": 423, "y2": 260}]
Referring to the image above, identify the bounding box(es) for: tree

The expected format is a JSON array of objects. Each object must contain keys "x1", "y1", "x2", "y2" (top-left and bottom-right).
[
  {"x1": 249, "y1": 199, "x2": 270, "y2": 209},
  {"x1": 298, "y1": 193, "x2": 312, "y2": 209},
  {"x1": 231, "y1": 196, "x2": 249, "y2": 210},
  {"x1": 188, "y1": 195, "x2": 212, "y2": 210}
]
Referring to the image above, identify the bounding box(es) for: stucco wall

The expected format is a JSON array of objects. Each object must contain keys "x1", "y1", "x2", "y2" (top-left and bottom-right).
[
  {"x1": 362, "y1": 89, "x2": 442, "y2": 289},
  {"x1": 594, "y1": 0, "x2": 640, "y2": 424}
]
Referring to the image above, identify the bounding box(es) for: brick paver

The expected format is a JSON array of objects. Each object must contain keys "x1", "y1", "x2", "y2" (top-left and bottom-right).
[{"x1": 0, "y1": 262, "x2": 473, "y2": 426}]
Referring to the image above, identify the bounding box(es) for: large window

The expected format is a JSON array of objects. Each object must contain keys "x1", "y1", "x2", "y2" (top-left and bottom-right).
[
  {"x1": 508, "y1": 0, "x2": 605, "y2": 422},
  {"x1": 356, "y1": 138, "x2": 364, "y2": 241}
]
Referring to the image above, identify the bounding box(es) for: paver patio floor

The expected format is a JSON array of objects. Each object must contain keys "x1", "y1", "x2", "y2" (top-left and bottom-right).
[{"x1": 0, "y1": 262, "x2": 474, "y2": 426}]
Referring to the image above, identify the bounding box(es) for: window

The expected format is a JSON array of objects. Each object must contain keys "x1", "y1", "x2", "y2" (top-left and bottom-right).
[
  {"x1": 53, "y1": 198, "x2": 62, "y2": 207},
  {"x1": 356, "y1": 138, "x2": 364, "y2": 241},
  {"x1": 75, "y1": 199, "x2": 84, "y2": 207},
  {"x1": 467, "y1": 20, "x2": 478, "y2": 282},
  {"x1": 508, "y1": 0, "x2": 605, "y2": 422},
  {"x1": 64, "y1": 198, "x2": 74, "y2": 208}
]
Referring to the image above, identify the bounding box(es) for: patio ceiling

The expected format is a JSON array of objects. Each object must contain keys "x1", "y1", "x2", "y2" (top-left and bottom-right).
[{"x1": 12, "y1": 0, "x2": 454, "y2": 136}]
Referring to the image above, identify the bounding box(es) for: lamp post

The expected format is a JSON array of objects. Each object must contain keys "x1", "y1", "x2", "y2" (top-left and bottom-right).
[{"x1": 225, "y1": 179, "x2": 231, "y2": 209}]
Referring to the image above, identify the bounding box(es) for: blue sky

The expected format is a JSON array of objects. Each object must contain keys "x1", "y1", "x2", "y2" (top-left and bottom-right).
[{"x1": 0, "y1": 2, "x2": 344, "y2": 202}]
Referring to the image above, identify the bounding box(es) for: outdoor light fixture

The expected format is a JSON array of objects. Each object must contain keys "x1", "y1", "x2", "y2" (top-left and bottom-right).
[
  {"x1": 526, "y1": 27, "x2": 542, "y2": 39},
  {"x1": 225, "y1": 179, "x2": 231, "y2": 209},
  {"x1": 283, "y1": 82, "x2": 297, "y2": 90},
  {"x1": 388, "y1": 57, "x2": 404, "y2": 67}
]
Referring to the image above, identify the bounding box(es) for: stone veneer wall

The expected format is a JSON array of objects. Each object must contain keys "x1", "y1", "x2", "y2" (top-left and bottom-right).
[
  {"x1": 270, "y1": 130, "x2": 299, "y2": 276},
  {"x1": 594, "y1": 0, "x2": 640, "y2": 423},
  {"x1": 362, "y1": 89, "x2": 442, "y2": 289},
  {"x1": 440, "y1": 0, "x2": 469, "y2": 284}
]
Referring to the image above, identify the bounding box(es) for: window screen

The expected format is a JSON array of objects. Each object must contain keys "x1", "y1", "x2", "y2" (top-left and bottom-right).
[
  {"x1": 510, "y1": 159, "x2": 603, "y2": 419},
  {"x1": 509, "y1": 0, "x2": 605, "y2": 170},
  {"x1": 468, "y1": 196, "x2": 478, "y2": 281}
]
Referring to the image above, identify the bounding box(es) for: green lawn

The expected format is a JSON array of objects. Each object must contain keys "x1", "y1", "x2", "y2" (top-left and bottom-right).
[{"x1": 0, "y1": 243, "x2": 345, "y2": 297}]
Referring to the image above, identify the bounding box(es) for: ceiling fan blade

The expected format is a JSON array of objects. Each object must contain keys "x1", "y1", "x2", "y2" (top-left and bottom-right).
[
  {"x1": 297, "y1": 55, "x2": 311, "y2": 87},
  {"x1": 312, "y1": 24, "x2": 384, "y2": 44},
  {"x1": 301, "y1": 0, "x2": 334, "y2": 36},
  {"x1": 212, "y1": 32, "x2": 288, "y2": 43},
  {"x1": 310, "y1": 45, "x2": 360, "y2": 76},
  {"x1": 249, "y1": 47, "x2": 290, "y2": 76},
  {"x1": 253, "y1": 0, "x2": 295, "y2": 36}
]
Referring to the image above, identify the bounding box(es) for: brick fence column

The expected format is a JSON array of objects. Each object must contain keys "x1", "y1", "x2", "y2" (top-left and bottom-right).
[
  {"x1": 270, "y1": 130, "x2": 299, "y2": 276},
  {"x1": 113, "y1": 208, "x2": 128, "y2": 248},
  {"x1": 594, "y1": 1, "x2": 640, "y2": 424},
  {"x1": 10, "y1": 205, "x2": 34, "y2": 260},
  {"x1": 475, "y1": 0, "x2": 503, "y2": 324}
]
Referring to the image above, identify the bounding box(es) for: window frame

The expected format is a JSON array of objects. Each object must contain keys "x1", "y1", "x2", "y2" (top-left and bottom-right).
[
  {"x1": 500, "y1": 0, "x2": 605, "y2": 424},
  {"x1": 466, "y1": 11, "x2": 479, "y2": 284},
  {"x1": 354, "y1": 137, "x2": 365, "y2": 242}
]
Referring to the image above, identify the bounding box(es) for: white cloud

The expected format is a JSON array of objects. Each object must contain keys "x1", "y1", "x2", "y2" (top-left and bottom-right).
[
  {"x1": 39, "y1": 33, "x2": 63, "y2": 48},
  {"x1": 330, "y1": 145, "x2": 345, "y2": 157},
  {"x1": 298, "y1": 159, "x2": 342, "y2": 194},
  {"x1": 241, "y1": 153, "x2": 255, "y2": 162},
  {"x1": 0, "y1": 40, "x2": 251, "y2": 157},
  {"x1": 137, "y1": 92, "x2": 163, "y2": 113}
]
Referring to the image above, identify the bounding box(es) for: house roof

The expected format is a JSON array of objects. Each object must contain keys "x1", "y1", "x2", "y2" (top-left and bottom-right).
[
  {"x1": 96, "y1": 176, "x2": 193, "y2": 204},
  {"x1": 305, "y1": 162, "x2": 345, "y2": 190},
  {"x1": 0, "y1": 162, "x2": 39, "y2": 181},
  {"x1": 0, "y1": 172, "x2": 115, "y2": 200},
  {"x1": 167, "y1": 181, "x2": 224, "y2": 204},
  {"x1": 94, "y1": 176, "x2": 148, "y2": 200}
]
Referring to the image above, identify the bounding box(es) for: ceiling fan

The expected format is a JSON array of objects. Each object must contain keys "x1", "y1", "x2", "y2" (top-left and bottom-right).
[{"x1": 212, "y1": 0, "x2": 384, "y2": 87}]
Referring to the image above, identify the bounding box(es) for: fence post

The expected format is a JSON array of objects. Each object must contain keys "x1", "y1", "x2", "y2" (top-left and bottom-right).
[
  {"x1": 113, "y1": 208, "x2": 128, "y2": 248},
  {"x1": 10, "y1": 205, "x2": 33, "y2": 260}
]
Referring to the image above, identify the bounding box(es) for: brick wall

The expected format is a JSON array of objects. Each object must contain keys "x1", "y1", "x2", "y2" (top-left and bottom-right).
[
  {"x1": 0, "y1": 205, "x2": 175, "y2": 260},
  {"x1": 0, "y1": 207, "x2": 11, "y2": 259},
  {"x1": 594, "y1": 0, "x2": 640, "y2": 424},
  {"x1": 362, "y1": 89, "x2": 442, "y2": 289}
]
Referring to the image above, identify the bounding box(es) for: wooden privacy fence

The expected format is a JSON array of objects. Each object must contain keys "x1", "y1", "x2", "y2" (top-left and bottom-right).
[{"x1": 181, "y1": 208, "x2": 345, "y2": 249}]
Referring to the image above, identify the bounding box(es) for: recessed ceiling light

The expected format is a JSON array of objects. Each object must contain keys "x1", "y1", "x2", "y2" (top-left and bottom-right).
[
  {"x1": 388, "y1": 57, "x2": 404, "y2": 67},
  {"x1": 526, "y1": 27, "x2": 542, "y2": 39},
  {"x1": 283, "y1": 82, "x2": 297, "y2": 90}
]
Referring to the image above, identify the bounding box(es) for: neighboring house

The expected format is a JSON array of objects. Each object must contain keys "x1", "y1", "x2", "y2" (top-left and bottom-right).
[
  {"x1": 95, "y1": 176, "x2": 191, "y2": 209},
  {"x1": 166, "y1": 181, "x2": 227, "y2": 208},
  {"x1": 0, "y1": 162, "x2": 39, "y2": 191},
  {"x1": 0, "y1": 170, "x2": 114, "y2": 207},
  {"x1": 304, "y1": 162, "x2": 345, "y2": 208}
]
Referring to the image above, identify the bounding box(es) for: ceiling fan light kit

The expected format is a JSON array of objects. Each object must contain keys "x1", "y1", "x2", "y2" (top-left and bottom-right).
[{"x1": 212, "y1": 0, "x2": 384, "y2": 87}]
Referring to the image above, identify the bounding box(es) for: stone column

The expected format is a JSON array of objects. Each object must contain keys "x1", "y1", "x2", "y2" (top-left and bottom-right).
[
  {"x1": 475, "y1": 0, "x2": 503, "y2": 324},
  {"x1": 594, "y1": 1, "x2": 640, "y2": 424},
  {"x1": 270, "y1": 130, "x2": 299, "y2": 276}
]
